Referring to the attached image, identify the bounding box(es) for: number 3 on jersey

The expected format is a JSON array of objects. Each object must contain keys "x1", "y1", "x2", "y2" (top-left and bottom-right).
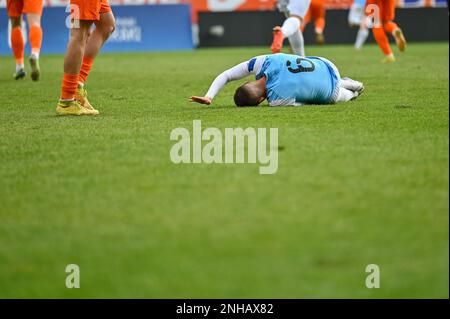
[{"x1": 286, "y1": 57, "x2": 316, "y2": 74}]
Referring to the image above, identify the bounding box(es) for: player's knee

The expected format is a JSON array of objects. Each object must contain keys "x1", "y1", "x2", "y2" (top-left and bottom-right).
[
  {"x1": 10, "y1": 18, "x2": 22, "y2": 28},
  {"x1": 102, "y1": 20, "x2": 116, "y2": 39}
]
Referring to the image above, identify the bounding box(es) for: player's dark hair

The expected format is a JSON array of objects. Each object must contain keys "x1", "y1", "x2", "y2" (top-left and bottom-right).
[{"x1": 234, "y1": 83, "x2": 262, "y2": 107}]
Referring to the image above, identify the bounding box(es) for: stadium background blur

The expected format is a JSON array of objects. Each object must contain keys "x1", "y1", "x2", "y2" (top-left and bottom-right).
[{"x1": 0, "y1": 0, "x2": 448, "y2": 54}]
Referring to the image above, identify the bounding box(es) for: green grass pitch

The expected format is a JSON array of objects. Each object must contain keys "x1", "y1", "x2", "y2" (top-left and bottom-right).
[{"x1": 0, "y1": 43, "x2": 448, "y2": 298}]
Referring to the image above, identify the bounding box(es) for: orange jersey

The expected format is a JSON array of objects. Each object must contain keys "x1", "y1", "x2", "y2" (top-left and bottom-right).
[
  {"x1": 70, "y1": 0, "x2": 112, "y2": 21},
  {"x1": 7, "y1": 0, "x2": 43, "y2": 18},
  {"x1": 366, "y1": 0, "x2": 396, "y2": 21}
]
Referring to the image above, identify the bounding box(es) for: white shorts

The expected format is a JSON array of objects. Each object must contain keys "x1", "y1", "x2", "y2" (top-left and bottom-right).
[
  {"x1": 348, "y1": 4, "x2": 364, "y2": 26},
  {"x1": 278, "y1": 0, "x2": 311, "y2": 19}
]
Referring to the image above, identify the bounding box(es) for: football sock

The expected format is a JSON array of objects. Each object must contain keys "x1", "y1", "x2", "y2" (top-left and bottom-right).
[
  {"x1": 355, "y1": 27, "x2": 369, "y2": 50},
  {"x1": 29, "y1": 25, "x2": 43, "y2": 58},
  {"x1": 372, "y1": 27, "x2": 392, "y2": 55},
  {"x1": 78, "y1": 56, "x2": 94, "y2": 84},
  {"x1": 11, "y1": 26, "x2": 24, "y2": 67},
  {"x1": 15, "y1": 63, "x2": 24, "y2": 72},
  {"x1": 281, "y1": 17, "x2": 301, "y2": 38},
  {"x1": 61, "y1": 73, "x2": 80, "y2": 100},
  {"x1": 288, "y1": 30, "x2": 305, "y2": 56}
]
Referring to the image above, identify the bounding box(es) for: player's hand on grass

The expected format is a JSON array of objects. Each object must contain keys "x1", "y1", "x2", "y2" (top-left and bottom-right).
[{"x1": 189, "y1": 96, "x2": 212, "y2": 105}]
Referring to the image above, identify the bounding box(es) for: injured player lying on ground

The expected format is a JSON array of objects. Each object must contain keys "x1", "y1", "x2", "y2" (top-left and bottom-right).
[{"x1": 190, "y1": 53, "x2": 364, "y2": 107}]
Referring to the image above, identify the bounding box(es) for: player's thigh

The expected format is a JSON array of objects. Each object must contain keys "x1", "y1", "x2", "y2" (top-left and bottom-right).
[
  {"x1": 7, "y1": 0, "x2": 24, "y2": 18},
  {"x1": 23, "y1": 0, "x2": 43, "y2": 16},
  {"x1": 382, "y1": 0, "x2": 396, "y2": 21},
  {"x1": 287, "y1": 0, "x2": 312, "y2": 19}
]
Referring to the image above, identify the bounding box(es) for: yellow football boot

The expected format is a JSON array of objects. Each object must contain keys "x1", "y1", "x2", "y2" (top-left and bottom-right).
[
  {"x1": 56, "y1": 100, "x2": 98, "y2": 116},
  {"x1": 315, "y1": 33, "x2": 325, "y2": 45},
  {"x1": 393, "y1": 28, "x2": 407, "y2": 52},
  {"x1": 382, "y1": 53, "x2": 396, "y2": 64},
  {"x1": 76, "y1": 85, "x2": 100, "y2": 115}
]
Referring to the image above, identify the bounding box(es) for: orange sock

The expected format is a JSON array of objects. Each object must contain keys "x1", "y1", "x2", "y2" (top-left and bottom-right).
[
  {"x1": 372, "y1": 27, "x2": 392, "y2": 55},
  {"x1": 29, "y1": 25, "x2": 43, "y2": 55},
  {"x1": 78, "y1": 56, "x2": 95, "y2": 84},
  {"x1": 61, "y1": 73, "x2": 80, "y2": 100},
  {"x1": 11, "y1": 27, "x2": 24, "y2": 65},
  {"x1": 383, "y1": 21, "x2": 398, "y2": 34}
]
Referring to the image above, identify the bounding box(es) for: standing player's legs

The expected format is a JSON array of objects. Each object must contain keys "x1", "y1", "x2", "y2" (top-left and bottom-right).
[
  {"x1": 272, "y1": 0, "x2": 311, "y2": 56},
  {"x1": 76, "y1": 9, "x2": 115, "y2": 111},
  {"x1": 23, "y1": 0, "x2": 43, "y2": 81},
  {"x1": 26, "y1": 13, "x2": 43, "y2": 81},
  {"x1": 382, "y1": 0, "x2": 406, "y2": 53},
  {"x1": 313, "y1": 1, "x2": 326, "y2": 44},
  {"x1": 349, "y1": 3, "x2": 368, "y2": 49},
  {"x1": 7, "y1": 0, "x2": 25, "y2": 79},
  {"x1": 367, "y1": 0, "x2": 406, "y2": 63},
  {"x1": 355, "y1": 20, "x2": 369, "y2": 50},
  {"x1": 57, "y1": 20, "x2": 97, "y2": 115},
  {"x1": 9, "y1": 17, "x2": 25, "y2": 79}
]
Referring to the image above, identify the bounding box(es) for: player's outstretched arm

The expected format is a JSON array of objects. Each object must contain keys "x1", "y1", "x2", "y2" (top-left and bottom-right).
[{"x1": 189, "y1": 58, "x2": 263, "y2": 105}]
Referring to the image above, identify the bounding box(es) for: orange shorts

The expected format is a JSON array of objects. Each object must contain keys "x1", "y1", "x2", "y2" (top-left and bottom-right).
[
  {"x1": 70, "y1": 0, "x2": 112, "y2": 21},
  {"x1": 306, "y1": 0, "x2": 326, "y2": 20},
  {"x1": 366, "y1": 0, "x2": 396, "y2": 22},
  {"x1": 7, "y1": 0, "x2": 43, "y2": 18}
]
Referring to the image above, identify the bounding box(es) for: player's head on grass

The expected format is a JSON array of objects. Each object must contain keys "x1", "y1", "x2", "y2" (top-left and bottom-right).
[{"x1": 234, "y1": 81, "x2": 266, "y2": 107}]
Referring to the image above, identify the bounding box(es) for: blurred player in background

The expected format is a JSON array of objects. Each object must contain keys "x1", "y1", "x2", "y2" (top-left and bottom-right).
[
  {"x1": 301, "y1": 0, "x2": 326, "y2": 45},
  {"x1": 349, "y1": 0, "x2": 370, "y2": 50},
  {"x1": 6, "y1": 0, "x2": 43, "y2": 80},
  {"x1": 190, "y1": 53, "x2": 364, "y2": 107},
  {"x1": 271, "y1": 0, "x2": 311, "y2": 56},
  {"x1": 57, "y1": 0, "x2": 115, "y2": 116},
  {"x1": 366, "y1": 0, "x2": 407, "y2": 63}
]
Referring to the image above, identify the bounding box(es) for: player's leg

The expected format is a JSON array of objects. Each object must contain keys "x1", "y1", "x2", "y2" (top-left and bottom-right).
[
  {"x1": 23, "y1": 0, "x2": 43, "y2": 81},
  {"x1": 323, "y1": 58, "x2": 363, "y2": 103},
  {"x1": 272, "y1": 0, "x2": 310, "y2": 56},
  {"x1": 79, "y1": 12, "x2": 115, "y2": 85},
  {"x1": 314, "y1": 1, "x2": 326, "y2": 44},
  {"x1": 382, "y1": 0, "x2": 406, "y2": 52},
  {"x1": 7, "y1": 0, "x2": 26, "y2": 79},
  {"x1": 76, "y1": 3, "x2": 115, "y2": 112},
  {"x1": 10, "y1": 17, "x2": 26, "y2": 79},
  {"x1": 26, "y1": 14, "x2": 42, "y2": 81},
  {"x1": 340, "y1": 77, "x2": 364, "y2": 93},
  {"x1": 57, "y1": 20, "x2": 97, "y2": 115},
  {"x1": 367, "y1": 0, "x2": 395, "y2": 62},
  {"x1": 355, "y1": 20, "x2": 369, "y2": 50},
  {"x1": 349, "y1": 3, "x2": 368, "y2": 50}
]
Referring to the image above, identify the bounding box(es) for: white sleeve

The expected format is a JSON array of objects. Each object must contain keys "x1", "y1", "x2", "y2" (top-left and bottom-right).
[{"x1": 205, "y1": 56, "x2": 266, "y2": 100}]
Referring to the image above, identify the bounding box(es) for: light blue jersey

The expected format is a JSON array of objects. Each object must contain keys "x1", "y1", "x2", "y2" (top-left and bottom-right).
[
  {"x1": 353, "y1": 0, "x2": 366, "y2": 7},
  {"x1": 255, "y1": 54, "x2": 339, "y2": 106}
]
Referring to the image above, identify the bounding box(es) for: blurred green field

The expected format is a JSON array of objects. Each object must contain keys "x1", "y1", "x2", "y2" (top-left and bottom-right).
[{"x1": 0, "y1": 43, "x2": 448, "y2": 298}]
